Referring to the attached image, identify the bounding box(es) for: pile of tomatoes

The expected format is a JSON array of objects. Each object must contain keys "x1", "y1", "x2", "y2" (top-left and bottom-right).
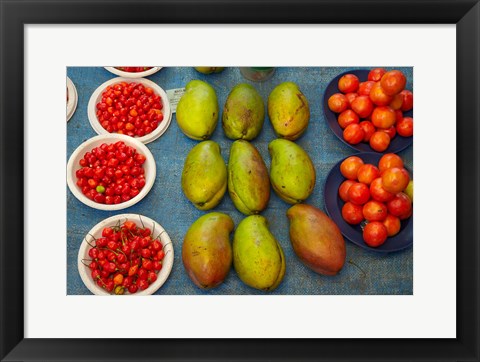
[
  {"x1": 75, "y1": 141, "x2": 147, "y2": 205},
  {"x1": 96, "y1": 81, "x2": 164, "y2": 138},
  {"x1": 328, "y1": 69, "x2": 413, "y2": 152},
  {"x1": 85, "y1": 220, "x2": 166, "y2": 294},
  {"x1": 115, "y1": 67, "x2": 153, "y2": 73},
  {"x1": 338, "y1": 153, "x2": 413, "y2": 247}
]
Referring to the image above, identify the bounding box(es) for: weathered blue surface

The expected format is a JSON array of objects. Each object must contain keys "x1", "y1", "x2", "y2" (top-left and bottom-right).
[{"x1": 67, "y1": 66, "x2": 413, "y2": 295}]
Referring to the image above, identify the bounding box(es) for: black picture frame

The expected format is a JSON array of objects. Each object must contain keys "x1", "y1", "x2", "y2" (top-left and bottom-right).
[{"x1": 1, "y1": 1, "x2": 479, "y2": 361}]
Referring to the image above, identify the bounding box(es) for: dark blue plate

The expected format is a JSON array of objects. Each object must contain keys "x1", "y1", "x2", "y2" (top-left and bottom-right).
[
  {"x1": 324, "y1": 152, "x2": 413, "y2": 253},
  {"x1": 323, "y1": 69, "x2": 413, "y2": 153}
]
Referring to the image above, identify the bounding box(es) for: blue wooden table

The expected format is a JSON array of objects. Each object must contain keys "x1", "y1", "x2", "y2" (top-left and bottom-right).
[{"x1": 67, "y1": 66, "x2": 413, "y2": 295}]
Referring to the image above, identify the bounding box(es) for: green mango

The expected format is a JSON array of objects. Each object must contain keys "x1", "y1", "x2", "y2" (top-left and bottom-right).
[
  {"x1": 176, "y1": 80, "x2": 219, "y2": 140},
  {"x1": 222, "y1": 83, "x2": 265, "y2": 140},
  {"x1": 228, "y1": 140, "x2": 270, "y2": 215},
  {"x1": 181, "y1": 141, "x2": 227, "y2": 210},
  {"x1": 182, "y1": 212, "x2": 234, "y2": 289},
  {"x1": 268, "y1": 139, "x2": 316, "y2": 204},
  {"x1": 233, "y1": 215, "x2": 286, "y2": 291},
  {"x1": 267, "y1": 82, "x2": 310, "y2": 140},
  {"x1": 287, "y1": 204, "x2": 346, "y2": 276},
  {"x1": 194, "y1": 67, "x2": 225, "y2": 74}
]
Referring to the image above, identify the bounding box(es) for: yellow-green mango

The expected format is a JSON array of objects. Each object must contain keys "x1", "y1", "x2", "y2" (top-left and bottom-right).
[
  {"x1": 233, "y1": 215, "x2": 286, "y2": 291},
  {"x1": 181, "y1": 141, "x2": 227, "y2": 210},
  {"x1": 287, "y1": 204, "x2": 346, "y2": 276},
  {"x1": 268, "y1": 139, "x2": 316, "y2": 204},
  {"x1": 182, "y1": 212, "x2": 234, "y2": 289},
  {"x1": 222, "y1": 83, "x2": 264, "y2": 140},
  {"x1": 268, "y1": 82, "x2": 310, "y2": 140},
  {"x1": 194, "y1": 67, "x2": 225, "y2": 74},
  {"x1": 176, "y1": 80, "x2": 219, "y2": 140},
  {"x1": 228, "y1": 140, "x2": 270, "y2": 215}
]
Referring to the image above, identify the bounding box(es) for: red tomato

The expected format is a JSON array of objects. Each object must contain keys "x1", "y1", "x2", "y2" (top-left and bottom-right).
[
  {"x1": 362, "y1": 200, "x2": 388, "y2": 222},
  {"x1": 383, "y1": 214, "x2": 401, "y2": 236},
  {"x1": 368, "y1": 68, "x2": 387, "y2": 82},
  {"x1": 347, "y1": 182, "x2": 371, "y2": 205},
  {"x1": 369, "y1": 82, "x2": 393, "y2": 106},
  {"x1": 380, "y1": 126, "x2": 396, "y2": 140},
  {"x1": 338, "y1": 180, "x2": 356, "y2": 202},
  {"x1": 340, "y1": 156, "x2": 364, "y2": 180},
  {"x1": 358, "y1": 81, "x2": 376, "y2": 96},
  {"x1": 380, "y1": 70, "x2": 407, "y2": 96},
  {"x1": 395, "y1": 109, "x2": 403, "y2": 123},
  {"x1": 371, "y1": 106, "x2": 396, "y2": 129},
  {"x1": 342, "y1": 202, "x2": 364, "y2": 225},
  {"x1": 399, "y1": 90, "x2": 413, "y2": 111},
  {"x1": 370, "y1": 177, "x2": 395, "y2": 202},
  {"x1": 399, "y1": 208, "x2": 413, "y2": 220},
  {"x1": 338, "y1": 74, "x2": 360, "y2": 93},
  {"x1": 343, "y1": 124, "x2": 365, "y2": 145},
  {"x1": 338, "y1": 109, "x2": 360, "y2": 129},
  {"x1": 357, "y1": 164, "x2": 380, "y2": 185},
  {"x1": 345, "y1": 92, "x2": 358, "y2": 106},
  {"x1": 363, "y1": 221, "x2": 388, "y2": 247},
  {"x1": 369, "y1": 131, "x2": 390, "y2": 152},
  {"x1": 396, "y1": 117, "x2": 413, "y2": 137},
  {"x1": 351, "y1": 96, "x2": 374, "y2": 118},
  {"x1": 387, "y1": 192, "x2": 412, "y2": 217},
  {"x1": 382, "y1": 167, "x2": 410, "y2": 193},
  {"x1": 328, "y1": 93, "x2": 349, "y2": 113},
  {"x1": 359, "y1": 121, "x2": 376, "y2": 142}
]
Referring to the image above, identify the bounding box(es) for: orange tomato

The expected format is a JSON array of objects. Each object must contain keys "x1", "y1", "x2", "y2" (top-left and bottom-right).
[
  {"x1": 337, "y1": 109, "x2": 360, "y2": 129},
  {"x1": 369, "y1": 131, "x2": 391, "y2": 152},
  {"x1": 369, "y1": 82, "x2": 393, "y2": 106},
  {"x1": 383, "y1": 214, "x2": 401, "y2": 236},
  {"x1": 370, "y1": 177, "x2": 395, "y2": 202},
  {"x1": 345, "y1": 92, "x2": 358, "y2": 106},
  {"x1": 378, "y1": 153, "x2": 404, "y2": 172},
  {"x1": 371, "y1": 106, "x2": 396, "y2": 129},
  {"x1": 382, "y1": 167, "x2": 410, "y2": 193},
  {"x1": 357, "y1": 164, "x2": 380, "y2": 185},
  {"x1": 389, "y1": 93, "x2": 404, "y2": 110},
  {"x1": 351, "y1": 95, "x2": 374, "y2": 118},
  {"x1": 338, "y1": 74, "x2": 360, "y2": 93},
  {"x1": 340, "y1": 156, "x2": 364, "y2": 180},
  {"x1": 343, "y1": 124, "x2": 365, "y2": 145},
  {"x1": 380, "y1": 70, "x2": 407, "y2": 96},
  {"x1": 328, "y1": 93, "x2": 349, "y2": 113},
  {"x1": 338, "y1": 180, "x2": 356, "y2": 202}
]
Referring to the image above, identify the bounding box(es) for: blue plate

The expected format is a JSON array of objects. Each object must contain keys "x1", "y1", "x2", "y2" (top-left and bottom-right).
[
  {"x1": 324, "y1": 152, "x2": 413, "y2": 253},
  {"x1": 323, "y1": 69, "x2": 413, "y2": 153}
]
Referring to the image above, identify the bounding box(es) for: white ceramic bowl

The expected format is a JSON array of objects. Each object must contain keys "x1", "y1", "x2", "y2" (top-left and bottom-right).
[
  {"x1": 66, "y1": 133, "x2": 156, "y2": 211},
  {"x1": 104, "y1": 66, "x2": 162, "y2": 78},
  {"x1": 87, "y1": 77, "x2": 172, "y2": 144},
  {"x1": 77, "y1": 214, "x2": 174, "y2": 296},
  {"x1": 66, "y1": 77, "x2": 78, "y2": 122}
]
